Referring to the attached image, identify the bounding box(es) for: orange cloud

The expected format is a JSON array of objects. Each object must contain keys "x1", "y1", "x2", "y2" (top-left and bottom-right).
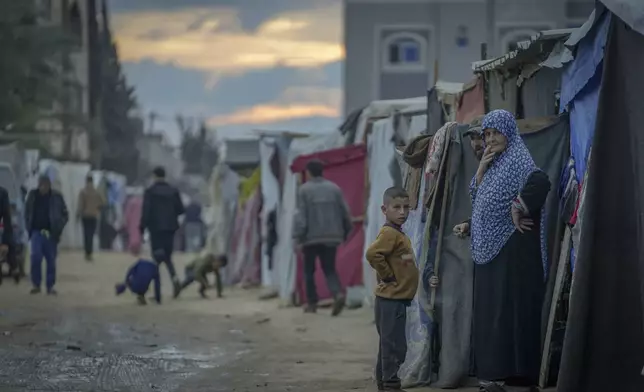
[
  {"x1": 112, "y1": 5, "x2": 343, "y2": 75},
  {"x1": 207, "y1": 86, "x2": 342, "y2": 126},
  {"x1": 208, "y1": 104, "x2": 338, "y2": 126}
]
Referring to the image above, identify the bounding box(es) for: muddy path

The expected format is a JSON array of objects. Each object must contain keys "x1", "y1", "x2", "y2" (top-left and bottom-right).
[{"x1": 0, "y1": 252, "x2": 377, "y2": 392}]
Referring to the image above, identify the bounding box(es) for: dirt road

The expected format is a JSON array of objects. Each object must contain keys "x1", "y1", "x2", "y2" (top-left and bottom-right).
[{"x1": 0, "y1": 251, "x2": 478, "y2": 392}]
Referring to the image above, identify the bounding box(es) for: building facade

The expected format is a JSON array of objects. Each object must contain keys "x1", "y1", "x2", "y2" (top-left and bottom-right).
[
  {"x1": 343, "y1": 0, "x2": 595, "y2": 115},
  {"x1": 34, "y1": 0, "x2": 95, "y2": 161}
]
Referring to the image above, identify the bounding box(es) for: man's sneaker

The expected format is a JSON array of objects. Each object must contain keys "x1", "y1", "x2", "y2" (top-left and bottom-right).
[
  {"x1": 198, "y1": 288, "x2": 208, "y2": 299},
  {"x1": 303, "y1": 305, "x2": 317, "y2": 313},
  {"x1": 47, "y1": 289, "x2": 57, "y2": 296},
  {"x1": 331, "y1": 295, "x2": 346, "y2": 317},
  {"x1": 30, "y1": 287, "x2": 41, "y2": 295}
]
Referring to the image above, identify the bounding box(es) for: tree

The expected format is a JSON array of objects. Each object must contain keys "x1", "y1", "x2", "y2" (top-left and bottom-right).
[
  {"x1": 0, "y1": 0, "x2": 75, "y2": 131},
  {"x1": 97, "y1": 0, "x2": 142, "y2": 182}
]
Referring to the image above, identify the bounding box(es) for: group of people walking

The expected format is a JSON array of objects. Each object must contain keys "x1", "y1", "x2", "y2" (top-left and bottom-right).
[{"x1": 0, "y1": 164, "x2": 217, "y2": 303}]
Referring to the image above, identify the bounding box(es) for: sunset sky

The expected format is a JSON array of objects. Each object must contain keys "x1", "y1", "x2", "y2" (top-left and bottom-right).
[{"x1": 109, "y1": 0, "x2": 343, "y2": 144}]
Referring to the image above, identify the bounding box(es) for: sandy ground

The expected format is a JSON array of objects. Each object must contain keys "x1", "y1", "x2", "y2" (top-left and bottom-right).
[{"x1": 0, "y1": 251, "x2": 478, "y2": 392}]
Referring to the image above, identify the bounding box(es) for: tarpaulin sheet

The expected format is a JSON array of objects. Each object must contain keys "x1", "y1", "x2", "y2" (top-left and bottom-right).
[
  {"x1": 560, "y1": 9, "x2": 611, "y2": 180},
  {"x1": 557, "y1": 17, "x2": 644, "y2": 392},
  {"x1": 455, "y1": 77, "x2": 485, "y2": 124},
  {"x1": 291, "y1": 144, "x2": 366, "y2": 303}
]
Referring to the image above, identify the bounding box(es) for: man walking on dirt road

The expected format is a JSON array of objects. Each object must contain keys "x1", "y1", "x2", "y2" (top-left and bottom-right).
[
  {"x1": 25, "y1": 175, "x2": 68, "y2": 295},
  {"x1": 293, "y1": 159, "x2": 353, "y2": 316},
  {"x1": 140, "y1": 167, "x2": 185, "y2": 297},
  {"x1": 77, "y1": 175, "x2": 104, "y2": 261}
]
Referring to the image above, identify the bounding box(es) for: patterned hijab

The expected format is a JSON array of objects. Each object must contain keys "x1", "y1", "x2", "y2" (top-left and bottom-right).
[{"x1": 469, "y1": 110, "x2": 537, "y2": 265}]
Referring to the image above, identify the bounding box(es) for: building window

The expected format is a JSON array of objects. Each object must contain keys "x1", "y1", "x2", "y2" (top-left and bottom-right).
[
  {"x1": 501, "y1": 29, "x2": 539, "y2": 53},
  {"x1": 382, "y1": 32, "x2": 428, "y2": 72}
]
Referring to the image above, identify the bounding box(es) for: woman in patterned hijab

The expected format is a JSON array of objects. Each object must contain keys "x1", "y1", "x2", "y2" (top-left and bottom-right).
[{"x1": 469, "y1": 109, "x2": 551, "y2": 392}]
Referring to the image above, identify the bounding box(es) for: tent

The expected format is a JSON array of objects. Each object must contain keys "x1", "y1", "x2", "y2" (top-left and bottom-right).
[
  {"x1": 290, "y1": 144, "x2": 367, "y2": 305},
  {"x1": 556, "y1": 3, "x2": 644, "y2": 391}
]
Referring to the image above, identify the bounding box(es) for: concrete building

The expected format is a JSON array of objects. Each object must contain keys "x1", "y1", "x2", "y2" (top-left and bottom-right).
[
  {"x1": 34, "y1": 0, "x2": 95, "y2": 161},
  {"x1": 343, "y1": 0, "x2": 595, "y2": 115}
]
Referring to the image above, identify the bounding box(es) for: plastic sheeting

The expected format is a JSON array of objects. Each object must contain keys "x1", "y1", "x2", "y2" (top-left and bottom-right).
[
  {"x1": 560, "y1": 10, "x2": 611, "y2": 181},
  {"x1": 291, "y1": 144, "x2": 366, "y2": 304},
  {"x1": 39, "y1": 160, "x2": 91, "y2": 249},
  {"x1": 362, "y1": 118, "x2": 396, "y2": 306},
  {"x1": 274, "y1": 132, "x2": 344, "y2": 302},
  {"x1": 205, "y1": 163, "x2": 239, "y2": 275}
]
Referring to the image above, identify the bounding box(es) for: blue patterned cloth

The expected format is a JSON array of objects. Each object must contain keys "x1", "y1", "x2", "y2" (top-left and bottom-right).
[{"x1": 469, "y1": 110, "x2": 543, "y2": 267}]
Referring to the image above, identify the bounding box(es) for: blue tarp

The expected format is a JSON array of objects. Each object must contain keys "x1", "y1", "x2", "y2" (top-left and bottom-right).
[{"x1": 560, "y1": 10, "x2": 611, "y2": 181}]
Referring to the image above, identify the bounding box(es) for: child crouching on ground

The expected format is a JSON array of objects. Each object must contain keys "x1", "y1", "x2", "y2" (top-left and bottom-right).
[
  {"x1": 174, "y1": 252, "x2": 227, "y2": 299},
  {"x1": 115, "y1": 258, "x2": 161, "y2": 305},
  {"x1": 365, "y1": 187, "x2": 419, "y2": 392}
]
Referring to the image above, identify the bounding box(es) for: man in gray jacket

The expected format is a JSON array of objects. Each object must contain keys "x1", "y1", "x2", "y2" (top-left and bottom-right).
[{"x1": 293, "y1": 159, "x2": 352, "y2": 316}]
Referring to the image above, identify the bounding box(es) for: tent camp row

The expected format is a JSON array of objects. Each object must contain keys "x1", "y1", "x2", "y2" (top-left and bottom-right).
[{"x1": 206, "y1": 1, "x2": 643, "y2": 391}]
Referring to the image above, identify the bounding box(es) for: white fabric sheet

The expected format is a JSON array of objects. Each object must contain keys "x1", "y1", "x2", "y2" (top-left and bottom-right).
[{"x1": 362, "y1": 118, "x2": 396, "y2": 306}]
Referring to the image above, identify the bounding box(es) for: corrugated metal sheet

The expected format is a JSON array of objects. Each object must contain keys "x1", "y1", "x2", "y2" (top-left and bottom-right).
[{"x1": 472, "y1": 29, "x2": 576, "y2": 72}]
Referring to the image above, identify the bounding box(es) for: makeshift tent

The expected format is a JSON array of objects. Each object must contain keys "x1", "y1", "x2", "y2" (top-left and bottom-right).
[
  {"x1": 273, "y1": 132, "x2": 344, "y2": 303},
  {"x1": 397, "y1": 114, "x2": 569, "y2": 388},
  {"x1": 259, "y1": 137, "x2": 281, "y2": 288},
  {"x1": 557, "y1": 7, "x2": 644, "y2": 392},
  {"x1": 290, "y1": 144, "x2": 366, "y2": 305}
]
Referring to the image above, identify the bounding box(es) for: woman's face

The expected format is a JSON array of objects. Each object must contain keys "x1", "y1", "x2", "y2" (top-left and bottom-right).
[{"x1": 484, "y1": 128, "x2": 508, "y2": 154}]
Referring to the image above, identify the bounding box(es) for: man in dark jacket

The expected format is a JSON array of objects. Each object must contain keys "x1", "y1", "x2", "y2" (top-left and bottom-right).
[
  {"x1": 0, "y1": 186, "x2": 13, "y2": 284},
  {"x1": 25, "y1": 175, "x2": 69, "y2": 295},
  {"x1": 293, "y1": 159, "x2": 352, "y2": 316},
  {"x1": 139, "y1": 167, "x2": 185, "y2": 296}
]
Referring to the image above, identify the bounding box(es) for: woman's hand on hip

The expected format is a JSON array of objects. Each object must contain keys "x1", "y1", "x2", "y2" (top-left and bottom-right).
[{"x1": 512, "y1": 206, "x2": 533, "y2": 233}]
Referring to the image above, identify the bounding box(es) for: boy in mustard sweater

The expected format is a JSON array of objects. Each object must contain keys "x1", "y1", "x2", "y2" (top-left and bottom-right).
[{"x1": 366, "y1": 187, "x2": 419, "y2": 392}]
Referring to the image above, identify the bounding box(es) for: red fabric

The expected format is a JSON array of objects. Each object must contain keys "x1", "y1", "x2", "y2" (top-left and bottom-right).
[
  {"x1": 291, "y1": 145, "x2": 366, "y2": 303},
  {"x1": 455, "y1": 76, "x2": 485, "y2": 124}
]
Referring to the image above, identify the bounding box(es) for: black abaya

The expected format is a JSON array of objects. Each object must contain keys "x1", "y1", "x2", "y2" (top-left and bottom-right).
[{"x1": 473, "y1": 170, "x2": 551, "y2": 383}]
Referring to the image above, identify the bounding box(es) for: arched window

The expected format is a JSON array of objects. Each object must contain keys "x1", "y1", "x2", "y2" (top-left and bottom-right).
[
  {"x1": 382, "y1": 32, "x2": 427, "y2": 72},
  {"x1": 501, "y1": 29, "x2": 538, "y2": 53}
]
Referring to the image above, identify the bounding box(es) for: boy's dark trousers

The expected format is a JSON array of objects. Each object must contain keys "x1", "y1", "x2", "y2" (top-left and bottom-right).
[
  {"x1": 375, "y1": 296, "x2": 408, "y2": 390},
  {"x1": 302, "y1": 244, "x2": 342, "y2": 305}
]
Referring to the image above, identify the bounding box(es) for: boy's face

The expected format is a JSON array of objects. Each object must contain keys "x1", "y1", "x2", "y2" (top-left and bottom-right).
[{"x1": 381, "y1": 197, "x2": 410, "y2": 227}]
